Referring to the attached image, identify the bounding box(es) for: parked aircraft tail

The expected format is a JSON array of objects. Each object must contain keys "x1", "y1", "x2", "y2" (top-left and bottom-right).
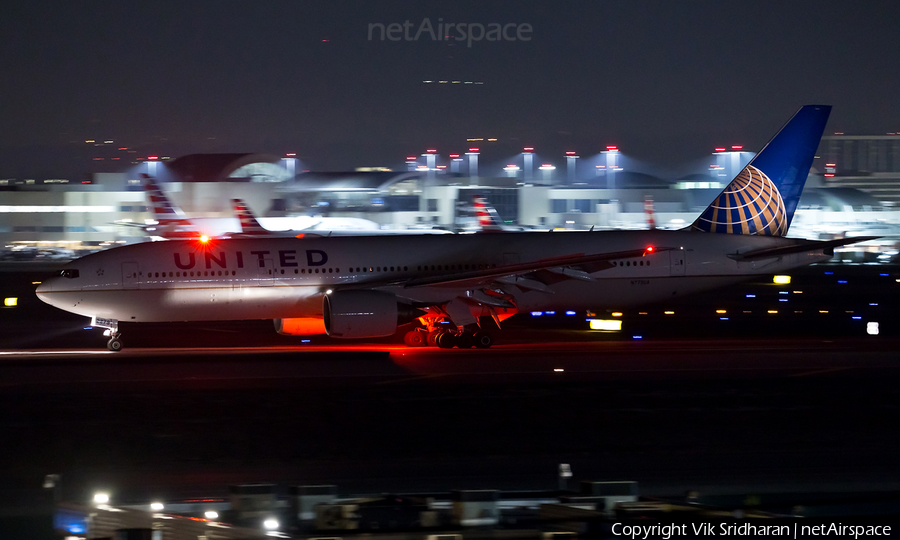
[{"x1": 691, "y1": 105, "x2": 831, "y2": 236}]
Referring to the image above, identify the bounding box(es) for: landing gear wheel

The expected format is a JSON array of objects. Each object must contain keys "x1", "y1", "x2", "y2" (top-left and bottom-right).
[
  {"x1": 403, "y1": 330, "x2": 426, "y2": 347},
  {"x1": 456, "y1": 333, "x2": 474, "y2": 349},
  {"x1": 426, "y1": 330, "x2": 442, "y2": 347},
  {"x1": 436, "y1": 332, "x2": 457, "y2": 349},
  {"x1": 473, "y1": 332, "x2": 493, "y2": 349},
  {"x1": 107, "y1": 337, "x2": 123, "y2": 352}
]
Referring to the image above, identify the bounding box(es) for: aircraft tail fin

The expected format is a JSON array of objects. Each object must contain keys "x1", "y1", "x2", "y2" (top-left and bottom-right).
[
  {"x1": 474, "y1": 196, "x2": 505, "y2": 231},
  {"x1": 231, "y1": 199, "x2": 269, "y2": 235},
  {"x1": 691, "y1": 105, "x2": 831, "y2": 236},
  {"x1": 142, "y1": 174, "x2": 187, "y2": 220}
]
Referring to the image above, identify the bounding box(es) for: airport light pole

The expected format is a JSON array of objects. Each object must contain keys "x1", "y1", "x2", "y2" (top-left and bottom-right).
[
  {"x1": 538, "y1": 163, "x2": 556, "y2": 185},
  {"x1": 283, "y1": 153, "x2": 297, "y2": 177},
  {"x1": 503, "y1": 164, "x2": 520, "y2": 178},
  {"x1": 406, "y1": 156, "x2": 418, "y2": 172},
  {"x1": 603, "y1": 146, "x2": 619, "y2": 190},
  {"x1": 422, "y1": 149, "x2": 438, "y2": 180},
  {"x1": 565, "y1": 151, "x2": 579, "y2": 185},
  {"x1": 522, "y1": 147, "x2": 534, "y2": 182},
  {"x1": 466, "y1": 148, "x2": 480, "y2": 180},
  {"x1": 449, "y1": 154, "x2": 462, "y2": 174}
]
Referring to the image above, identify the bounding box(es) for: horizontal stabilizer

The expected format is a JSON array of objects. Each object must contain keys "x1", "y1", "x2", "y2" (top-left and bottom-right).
[{"x1": 727, "y1": 236, "x2": 880, "y2": 261}]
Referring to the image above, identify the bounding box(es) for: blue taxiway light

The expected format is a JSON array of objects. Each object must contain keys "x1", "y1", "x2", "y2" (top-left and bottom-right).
[
  {"x1": 545, "y1": 311, "x2": 556, "y2": 315},
  {"x1": 531, "y1": 311, "x2": 543, "y2": 316},
  {"x1": 719, "y1": 317, "x2": 729, "y2": 320},
  {"x1": 880, "y1": 273, "x2": 889, "y2": 277},
  {"x1": 779, "y1": 291, "x2": 788, "y2": 295},
  {"x1": 301, "y1": 339, "x2": 311, "y2": 343},
  {"x1": 852, "y1": 316, "x2": 862, "y2": 320},
  {"x1": 779, "y1": 299, "x2": 788, "y2": 302},
  {"x1": 824, "y1": 271, "x2": 834, "y2": 275},
  {"x1": 869, "y1": 303, "x2": 879, "y2": 306},
  {"x1": 746, "y1": 294, "x2": 756, "y2": 298},
  {"x1": 565, "y1": 310, "x2": 576, "y2": 316},
  {"x1": 837, "y1": 280, "x2": 848, "y2": 284},
  {"x1": 632, "y1": 335, "x2": 643, "y2": 339}
]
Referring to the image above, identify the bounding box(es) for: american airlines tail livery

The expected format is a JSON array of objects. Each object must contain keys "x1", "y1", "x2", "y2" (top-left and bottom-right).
[{"x1": 38, "y1": 106, "x2": 869, "y2": 351}]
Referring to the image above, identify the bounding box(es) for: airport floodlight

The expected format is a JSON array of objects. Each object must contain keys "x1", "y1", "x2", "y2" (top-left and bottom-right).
[
  {"x1": 205, "y1": 510, "x2": 219, "y2": 520},
  {"x1": 264, "y1": 518, "x2": 280, "y2": 530},
  {"x1": 773, "y1": 275, "x2": 791, "y2": 284},
  {"x1": 465, "y1": 149, "x2": 480, "y2": 179},
  {"x1": 150, "y1": 502, "x2": 164, "y2": 511},
  {"x1": 93, "y1": 492, "x2": 110, "y2": 505},
  {"x1": 565, "y1": 152, "x2": 579, "y2": 184}
]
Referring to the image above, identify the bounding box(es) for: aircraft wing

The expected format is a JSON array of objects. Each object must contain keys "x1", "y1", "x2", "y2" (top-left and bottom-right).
[
  {"x1": 336, "y1": 247, "x2": 668, "y2": 294},
  {"x1": 727, "y1": 236, "x2": 880, "y2": 262}
]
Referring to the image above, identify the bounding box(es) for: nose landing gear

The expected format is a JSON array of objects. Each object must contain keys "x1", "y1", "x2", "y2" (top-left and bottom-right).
[{"x1": 91, "y1": 316, "x2": 123, "y2": 352}]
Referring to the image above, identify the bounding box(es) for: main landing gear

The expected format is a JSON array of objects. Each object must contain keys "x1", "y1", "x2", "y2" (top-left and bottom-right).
[{"x1": 403, "y1": 327, "x2": 493, "y2": 349}]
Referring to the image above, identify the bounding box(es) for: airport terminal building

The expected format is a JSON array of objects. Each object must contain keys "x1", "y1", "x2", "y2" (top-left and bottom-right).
[{"x1": 2, "y1": 149, "x2": 900, "y2": 252}]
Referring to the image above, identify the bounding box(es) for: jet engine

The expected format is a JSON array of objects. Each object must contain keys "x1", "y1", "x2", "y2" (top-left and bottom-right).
[{"x1": 323, "y1": 290, "x2": 421, "y2": 338}]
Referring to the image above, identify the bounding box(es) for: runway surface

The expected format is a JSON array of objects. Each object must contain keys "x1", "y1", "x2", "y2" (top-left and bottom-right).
[{"x1": 2, "y1": 337, "x2": 899, "y2": 510}]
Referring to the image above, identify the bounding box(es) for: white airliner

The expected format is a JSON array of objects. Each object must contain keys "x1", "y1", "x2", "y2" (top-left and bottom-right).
[{"x1": 37, "y1": 105, "x2": 869, "y2": 351}]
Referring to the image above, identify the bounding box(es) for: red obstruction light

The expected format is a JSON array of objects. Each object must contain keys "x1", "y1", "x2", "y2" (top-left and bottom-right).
[
  {"x1": 406, "y1": 156, "x2": 417, "y2": 161},
  {"x1": 714, "y1": 147, "x2": 726, "y2": 152},
  {"x1": 565, "y1": 151, "x2": 576, "y2": 155},
  {"x1": 286, "y1": 153, "x2": 296, "y2": 157},
  {"x1": 825, "y1": 163, "x2": 836, "y2": 167},
  {"x1": 731, "y1": 145, "x2": 743, "y2": 150},
  {"x1": 646, "y1": 246, "x2": 655, "y2": 253},
  {"x1": 449, "y1": 154, "x2": 460, "y2": 158},
  {"x1": 468, "y1": 148, "x2": 479, "y2": 152},
  {"x1": 523, "y1": 147, "x2": 534, "y2": 152},
  {"x1": 148, "y1": 156, "x2": 158, "y2": 160},
  {"x1": 426, "y1": 148, "x2": 437, "y2": 153}
]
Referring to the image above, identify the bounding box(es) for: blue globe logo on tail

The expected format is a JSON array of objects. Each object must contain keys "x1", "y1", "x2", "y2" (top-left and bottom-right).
[{"x1": 692, "y1": 165, "x2": 788, "y2": 236}]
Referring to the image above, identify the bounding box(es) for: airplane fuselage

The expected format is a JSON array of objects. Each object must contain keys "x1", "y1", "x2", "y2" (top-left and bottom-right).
[{"x1": 36, "y1": 230, "x2": 831, "y2": 325}]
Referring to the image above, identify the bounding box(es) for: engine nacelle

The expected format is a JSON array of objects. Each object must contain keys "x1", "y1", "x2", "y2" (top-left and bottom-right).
[
  {"x1": 323, "y1": 290, "x2": 404, "y2": 338},
  {"x1": 274, "y1": 317, "x2": 327, "y2": 336}
]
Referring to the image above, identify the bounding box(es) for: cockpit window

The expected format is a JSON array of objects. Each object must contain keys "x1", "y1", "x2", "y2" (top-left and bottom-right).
[{"x1": 58, "y1": 269, "x2": 79, "y2": 279}]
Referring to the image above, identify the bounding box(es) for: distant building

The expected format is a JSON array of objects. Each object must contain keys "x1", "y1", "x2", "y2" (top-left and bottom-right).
[{"x1": 818, "y1": 134, "x2": 900, "y2": 205}]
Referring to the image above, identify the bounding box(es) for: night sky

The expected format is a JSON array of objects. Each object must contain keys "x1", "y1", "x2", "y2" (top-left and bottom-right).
[{"x1": 1, "y1": 0, "x2": 898, "y2": 177}]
